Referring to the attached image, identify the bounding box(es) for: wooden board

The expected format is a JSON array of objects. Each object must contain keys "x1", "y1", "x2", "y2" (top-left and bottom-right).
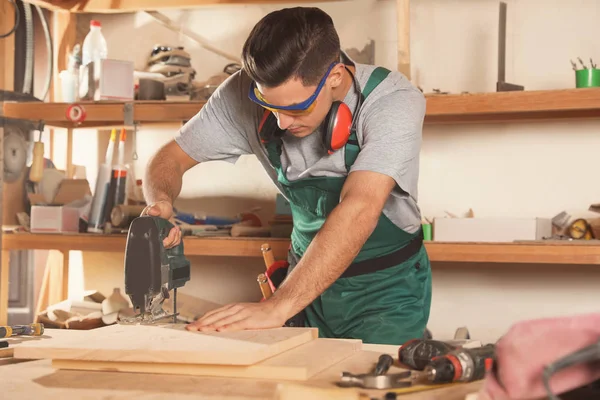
[
  {"x1": 14, "y1": 324, "x2": 318, "y2": 366},
  {"x1": 1, "y1": 349, "x2": 485, "y2": 400},
  {"x1": 51, "y1": 338, "x2": 361, "y2": 381}
]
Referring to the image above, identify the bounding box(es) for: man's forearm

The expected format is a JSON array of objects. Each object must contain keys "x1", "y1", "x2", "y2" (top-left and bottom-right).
[
  {"x1": 271, "y1": 197, "x2": 380, "y2": 318},
  {"x1": 143, "y1": 147, "x2": 184, "y2": 204}
]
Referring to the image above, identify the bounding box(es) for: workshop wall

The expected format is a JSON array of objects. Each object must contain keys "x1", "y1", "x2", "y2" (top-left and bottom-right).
[{"x1": 42, "y1": 0, "x2": 600, "y2": 343}]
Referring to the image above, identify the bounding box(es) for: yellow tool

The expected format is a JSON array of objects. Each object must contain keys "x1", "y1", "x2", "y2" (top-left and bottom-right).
[
  {"x1": 568, "y1": 218, "x2": 593, "y2": 240},
  {"x1": 0, "y1": 323, "x2": 44, "y2": 338},
  {"x1": 29, "y1": 126, "x2": 45, "y2": 182}
]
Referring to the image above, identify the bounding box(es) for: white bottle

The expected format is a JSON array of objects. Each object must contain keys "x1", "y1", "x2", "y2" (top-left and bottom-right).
[{"x1": 82, "y1": 20, "x2": 108, "y2": 82}]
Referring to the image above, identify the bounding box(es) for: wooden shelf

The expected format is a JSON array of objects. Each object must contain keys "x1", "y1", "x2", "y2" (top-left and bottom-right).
[
  {"x1": 2, "y1": 232, "x2": 291, "y2": 260},
  {"x1": 1, "y1": 100, "x2": 205, "y2": 129},
  {"x1": 424, "y1": 87, "x2": 600, "y2": 124},
  {"x1": 4, "y1": 232, "x2": 600, "y2": 265},
  {"x1": 23, "y1": 0, "x2": 344, "y2": 14},
  {"x1": 4, "y1": 88, "x2": 600, "y2": 128}
]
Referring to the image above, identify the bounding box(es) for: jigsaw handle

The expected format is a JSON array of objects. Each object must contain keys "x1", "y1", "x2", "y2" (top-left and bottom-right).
[{"x1": 155, "y1": 217, "x2": 191, "y2": 290}]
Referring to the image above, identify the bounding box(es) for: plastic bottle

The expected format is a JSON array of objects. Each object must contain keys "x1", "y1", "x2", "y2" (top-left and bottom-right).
[{"x1": 81, "y1": 20, "x2": 108, "y2": 81}]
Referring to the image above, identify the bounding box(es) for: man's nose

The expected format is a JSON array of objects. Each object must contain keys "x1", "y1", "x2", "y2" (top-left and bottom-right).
[{"x1": 276, "y1": 113, "x2": 295, "y2": 130}]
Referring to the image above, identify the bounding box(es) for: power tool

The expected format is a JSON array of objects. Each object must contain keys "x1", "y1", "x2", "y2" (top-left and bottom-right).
[
  {"x1": 398, "y1": 338, "x2": 496, "y2": 384},
  {"x1": 119, "y1": 216, "x2": 191, "y2": 324},
  {"x1": 422, "y1": 344, "x2": 496, "y2": 384}
]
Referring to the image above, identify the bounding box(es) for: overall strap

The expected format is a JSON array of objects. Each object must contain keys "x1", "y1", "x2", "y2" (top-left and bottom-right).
[{"x1": 344, "y1": 67, "x2": 391, "y2": 171}]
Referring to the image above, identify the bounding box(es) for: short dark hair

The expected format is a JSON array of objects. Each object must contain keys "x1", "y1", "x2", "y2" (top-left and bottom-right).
[{"x1": 241, "y1": 7, "x2": 341, "y2": 88}]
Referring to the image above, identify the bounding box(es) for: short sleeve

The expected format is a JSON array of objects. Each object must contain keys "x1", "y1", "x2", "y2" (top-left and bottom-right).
[
  {"x1": 175, "y1": 72, "x2": 257, "y2": 164},
  {"x1": 351, "y1": 88, "x2": 426, "y2": 197}
]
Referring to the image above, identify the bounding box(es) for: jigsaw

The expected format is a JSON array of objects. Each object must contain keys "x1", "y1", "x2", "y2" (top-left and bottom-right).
[{"x1": 119, "y1": 216, "x2": 191, "y2": 324}]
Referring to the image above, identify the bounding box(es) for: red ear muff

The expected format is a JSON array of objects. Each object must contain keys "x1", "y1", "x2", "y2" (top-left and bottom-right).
[{"x1": 323, "y1": 101, "x2": 353, "y2": 154}]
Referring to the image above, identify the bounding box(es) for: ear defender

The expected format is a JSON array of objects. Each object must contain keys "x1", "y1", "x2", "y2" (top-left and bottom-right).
[{"x1": 323, "y1": 101, "x2": 353, "y2": 155}]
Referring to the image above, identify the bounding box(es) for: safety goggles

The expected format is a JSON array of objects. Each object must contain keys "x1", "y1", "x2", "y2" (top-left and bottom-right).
[{"x1": 248, "y1": 62, "x2": 337, "y2": 116}]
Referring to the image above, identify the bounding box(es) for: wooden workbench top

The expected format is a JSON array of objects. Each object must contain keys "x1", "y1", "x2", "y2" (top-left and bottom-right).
[{"x1": 1, "y1": 330, "x2": 482, "y2": 400}]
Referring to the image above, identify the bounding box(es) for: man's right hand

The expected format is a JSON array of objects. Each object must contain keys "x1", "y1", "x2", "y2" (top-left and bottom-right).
[{"x1": 141, "y1": 200, "x2": 181, "y2": 249}]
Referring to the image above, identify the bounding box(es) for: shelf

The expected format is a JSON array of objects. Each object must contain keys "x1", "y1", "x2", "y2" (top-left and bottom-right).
[
  {"x1": 4, "y1": 232, "x2": 600, "y2": 265},
  {"x1": 1, "y1": 100, "x2": 205, "y2": 129},
  {"x1": 424, "y1": 87, "x2": 600, "y2": 124},
  {"x1": 23, "y1": 0, "x2": 344, "y2": 14},
  {"x1": 2, "y1": 232, "x2": 291, "y2": 260},
  {"x1": 5, "y1": 88, "x2": 600, "y2": 128}
]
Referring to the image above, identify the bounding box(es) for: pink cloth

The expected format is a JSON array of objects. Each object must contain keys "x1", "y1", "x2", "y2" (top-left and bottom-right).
[{"x1": 477, "y1": 312, "x2": 600, "y2": 400}]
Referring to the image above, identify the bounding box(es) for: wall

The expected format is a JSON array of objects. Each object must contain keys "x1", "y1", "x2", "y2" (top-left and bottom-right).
[{"x1": 43, "y1": 0, "x2": 600, "y2": 343}]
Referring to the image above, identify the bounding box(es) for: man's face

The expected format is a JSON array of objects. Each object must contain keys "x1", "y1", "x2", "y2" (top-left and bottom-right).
[{"x1": 252, "y1": 63, "x2": 345, "y2": 137}]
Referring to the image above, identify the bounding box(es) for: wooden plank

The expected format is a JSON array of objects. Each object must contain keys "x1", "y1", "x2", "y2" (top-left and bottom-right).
[
  {"x1": 396, "y1": 0, "x2": 410, "y2": 79},
  {"x1": 24, "y1": 0, "x2": 345, "y2": 14},
  {"x1": 424, "y1": 88, "x2": 600, "y2": 124},
  {"x1": 14, "y1": 324, "x2": 318, "y2": 366},
  {"x1": 2, "y1": 232, "x2": 292, "y2": 259},
  {"x1": 5, "y1": 88, "x2": 600, "y2": 128},
  {"x1": 426, "y1": 241, "x2": 600, "y2": 265},
  {"x1": 52, "y1": 338, "x2": 361, "y2": 381},
  {"x1": 6, "y1": 232, "x2": 600, "y2": 265},
  {"x1": 0, "y1": 343, "x2": 485, "y2": 400},
  {"x1": 2, "y1": 100, "x2": 205, "y2": 128}
]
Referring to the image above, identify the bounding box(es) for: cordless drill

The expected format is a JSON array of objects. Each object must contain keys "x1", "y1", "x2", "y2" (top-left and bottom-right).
[{"x1": 399, "y1": 338, "x2": 496, "y2": 384}]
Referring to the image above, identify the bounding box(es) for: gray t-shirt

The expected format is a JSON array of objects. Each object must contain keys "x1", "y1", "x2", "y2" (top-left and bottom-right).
[{"x1": 175, "y1": 57, "x2": 426, "y2": 234}]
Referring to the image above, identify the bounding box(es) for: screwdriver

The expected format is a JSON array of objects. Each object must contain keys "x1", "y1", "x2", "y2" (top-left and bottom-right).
[{"x1": 0, "y1": 323, "x2": 45, "y2": 338}]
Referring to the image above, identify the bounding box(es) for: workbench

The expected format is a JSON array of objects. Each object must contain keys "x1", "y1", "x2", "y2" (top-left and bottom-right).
[{"x1": 1, "y1": 329, "x2": 482, "y2": 400}]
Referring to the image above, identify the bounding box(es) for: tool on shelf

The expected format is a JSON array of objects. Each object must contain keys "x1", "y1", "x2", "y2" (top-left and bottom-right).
[
  {"x1": 571, "y1": 60, "x2": 578, "y2": 71},
  {"x1": 0, "y1": 323, "x2": 44, "y2": 338},
  {"x1": 119, "y1": 216, "x2": 191, "y2": 325},
  {"x1": 28, "y1": 121, "x2": 45, "y2": 183},
  {"x1": 568, "y1": 218, "x2": 594, "y2": 240}
]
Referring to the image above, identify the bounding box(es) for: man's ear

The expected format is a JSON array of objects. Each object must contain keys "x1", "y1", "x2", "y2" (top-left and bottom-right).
[{"x1": 328, "y1": 64, "x2": 346, "y2": 88}]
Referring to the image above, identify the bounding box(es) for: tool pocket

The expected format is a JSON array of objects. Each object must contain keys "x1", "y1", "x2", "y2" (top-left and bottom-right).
[{"x1": 283, "y1": 185, "x2": 339, "y2": 218}]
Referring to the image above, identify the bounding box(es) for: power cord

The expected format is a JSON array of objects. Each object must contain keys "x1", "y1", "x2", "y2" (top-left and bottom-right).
[{"x1": 0, "y1": 0, "x2": 19, "y2": 38}]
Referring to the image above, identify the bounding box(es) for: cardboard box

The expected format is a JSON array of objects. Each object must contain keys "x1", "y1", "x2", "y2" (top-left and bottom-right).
[
  {"x1": 30, "y1": 206, "x2": 81, "y2": 233},
  {"x1": 29, "y1": 179, "x2": 92, "y2": 233},
  {"x1": 433, "y1": 217, "x2": 552, "y2": 242}
]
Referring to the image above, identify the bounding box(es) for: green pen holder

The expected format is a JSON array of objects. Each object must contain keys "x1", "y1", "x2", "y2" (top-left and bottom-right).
[
  {"x1": 422, "y1": 223, "x2": 432, "y2": 241},
  {"x1": 575, "y1": 68, "x2": 600, "y2": 88}
]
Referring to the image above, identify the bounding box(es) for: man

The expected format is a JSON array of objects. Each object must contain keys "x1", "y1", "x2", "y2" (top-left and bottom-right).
[{"x1": 143, "y1": 7, "x2": 431, "y2": 345}]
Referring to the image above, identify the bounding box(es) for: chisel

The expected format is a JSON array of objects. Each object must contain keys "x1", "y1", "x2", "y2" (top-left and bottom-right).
[
  {"x1": 261, "y1": 243, "x2": 276, "y2": 270},
  {"x1": 0, "y1": 323, "x2": 44, "y2": 338}
]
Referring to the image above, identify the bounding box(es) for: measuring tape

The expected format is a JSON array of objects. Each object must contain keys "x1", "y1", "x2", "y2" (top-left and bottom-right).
[{"x1": 65, "y1": 104, "x2": 87, "y2": 124}]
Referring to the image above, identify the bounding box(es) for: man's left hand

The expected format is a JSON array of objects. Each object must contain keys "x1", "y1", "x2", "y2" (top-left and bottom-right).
[{"x1": 185, "y1": 300, "x2": 290, "y2": 332}]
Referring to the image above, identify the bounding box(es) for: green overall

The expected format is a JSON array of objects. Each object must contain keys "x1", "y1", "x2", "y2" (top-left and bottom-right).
[{"x1": 265, "y1": 67, "x2": 432, "y2": 345}]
